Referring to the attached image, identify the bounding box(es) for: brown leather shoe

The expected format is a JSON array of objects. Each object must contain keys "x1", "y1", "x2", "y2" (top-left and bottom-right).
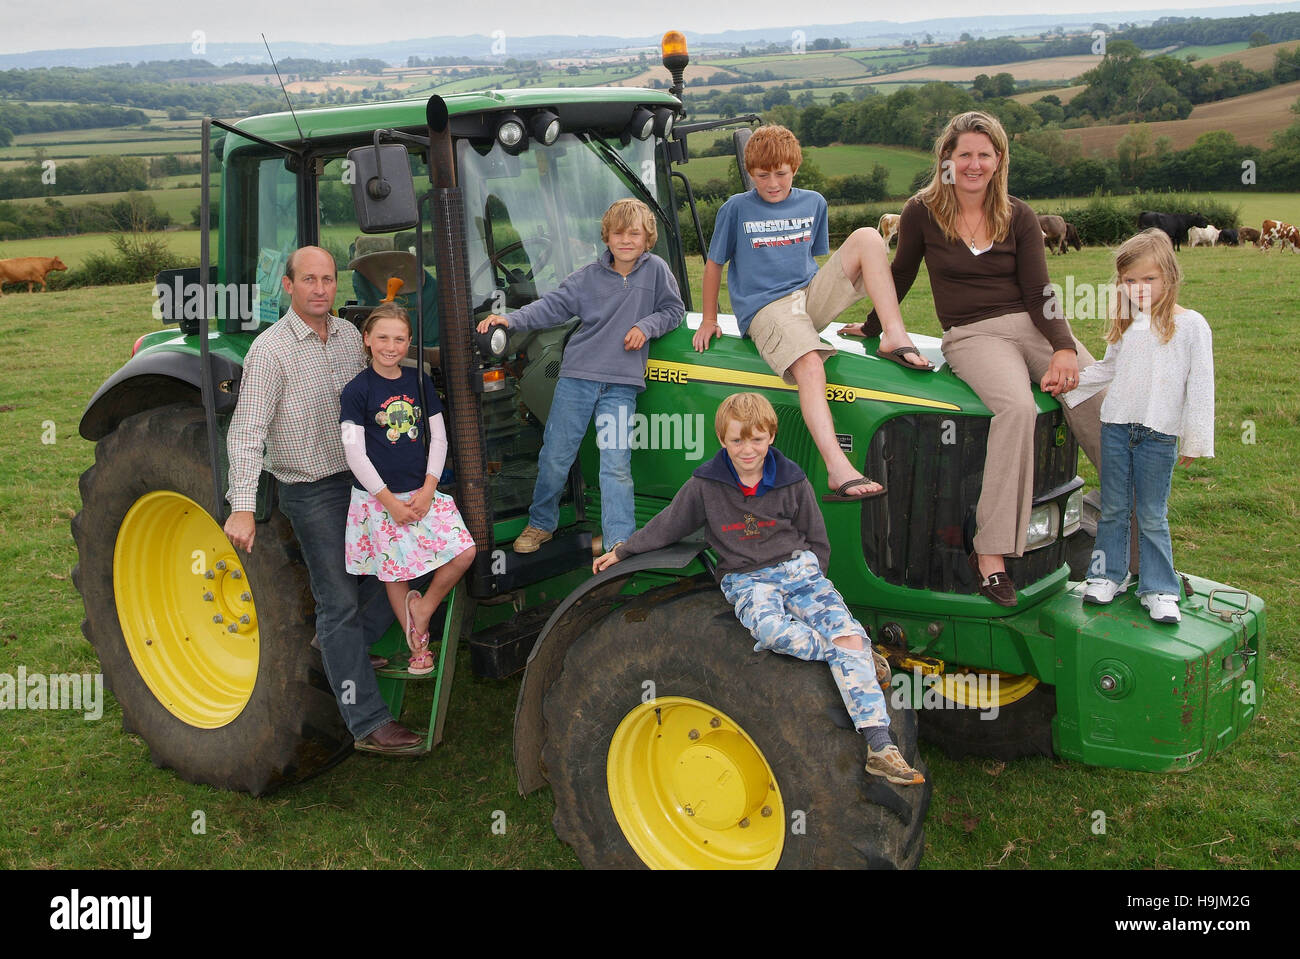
[
  {"x1": 969, "y1": 552, "x2": 1017, "y2": 607},
  {"x1": 355, "y1": 720, "x2": 422, "y2": 754}
]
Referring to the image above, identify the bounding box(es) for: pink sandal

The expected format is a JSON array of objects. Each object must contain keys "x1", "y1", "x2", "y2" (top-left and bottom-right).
[{"x1": 404, "y1": 589, "x2": 434, "y2": 676}]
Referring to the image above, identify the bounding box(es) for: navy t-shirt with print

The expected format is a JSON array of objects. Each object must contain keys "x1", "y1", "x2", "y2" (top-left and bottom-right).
[
  {"x1": 706, "y1": 187, "x2": 830, "y2": 334},
  {"x1": 339, "y1": 365, "x2": 441, "y2": 495}
]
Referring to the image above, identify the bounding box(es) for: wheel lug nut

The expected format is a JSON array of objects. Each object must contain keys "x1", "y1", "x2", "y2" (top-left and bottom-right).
[
  {"x1": 203, "y1": 591, "x2": 214, "y2": 601},
  {"x1": 231, "y1": 569, "x2": 242, "y2": 580},
  {"x1": 204, "y1": 569, "x2": 215, "y2": 579},
  {"x1": 688, "y1": 728, "x2": 700, "y2": 740},
  {"x1": 227, "y1": 624, "x2": 238, "y2": 633},
  {"x1": 213, "y1": 615, "x2": 223, "y2": 624},
  {"x1": 739, "y1": 817, "x2": 750, "y2": 828},
  {"x1": 215, "y1": 560, "x2": 227, "y2": 571},
  {"x1": 241, "y1": 592, "x2": 252, "y2": 602},
  {"x1": 761, "y1": 805, "x2": 772, "y2": 817},
  {"x1": 239, "y1": 615, "x2": 250, "y2": 624},
  {"x1": 709, "y1": 717, "x2": 721, "y2": 728}
]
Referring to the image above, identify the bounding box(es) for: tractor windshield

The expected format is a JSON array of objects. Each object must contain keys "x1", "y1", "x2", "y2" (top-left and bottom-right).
[{"x1": 457, "y1": 133, "x2": 673, "y2": 315}]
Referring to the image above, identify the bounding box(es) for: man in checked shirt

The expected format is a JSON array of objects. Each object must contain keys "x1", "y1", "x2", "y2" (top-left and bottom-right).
[{"x1": 224, "y1": 246, "x2": 423, "y2": 754}]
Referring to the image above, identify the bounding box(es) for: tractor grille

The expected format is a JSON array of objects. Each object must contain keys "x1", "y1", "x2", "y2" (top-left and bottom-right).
[{"x1": 860, "y1": 409, "x2": 1079, "y2": 594}]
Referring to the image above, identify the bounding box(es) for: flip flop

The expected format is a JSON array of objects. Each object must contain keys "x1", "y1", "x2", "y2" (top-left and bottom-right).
[
  {"x1": 404, "y1": 589, "x2": 435, "y2": 675},
  {"x1": 876, "y1": 346, "x2": 934, "y2": 371},
  {"x1": 822, "y1": 476, "x2": 887, "y2": 502}
]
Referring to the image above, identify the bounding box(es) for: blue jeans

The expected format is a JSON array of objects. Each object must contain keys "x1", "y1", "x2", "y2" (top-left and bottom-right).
[
  {"x1": 1096, "y1": 423, "x2": 1180, "y2": 597},
  {"x1": 721, "y1": 551, "x2": 889, "y2": 731},
  {"x1": 278, "y1": 472, "x2": 396, "y2": 741},
  {"x1": 529, "y1": 377, "x2": 637, "y2": 546}
]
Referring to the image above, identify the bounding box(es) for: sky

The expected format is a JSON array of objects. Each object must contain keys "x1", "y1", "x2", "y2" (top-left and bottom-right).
[{"x1": 0, "y1": 0, "x2": 1289, "y2": 56}]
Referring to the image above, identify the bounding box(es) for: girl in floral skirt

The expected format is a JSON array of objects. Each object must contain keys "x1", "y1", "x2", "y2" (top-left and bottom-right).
[{"x1": 340, "y1": 302, "x2": 476, "y2": 673}]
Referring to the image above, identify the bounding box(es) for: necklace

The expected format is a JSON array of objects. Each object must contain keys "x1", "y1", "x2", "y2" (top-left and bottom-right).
[{"x1": 960, "y1": 207, "x2": 986, "y2": 253}]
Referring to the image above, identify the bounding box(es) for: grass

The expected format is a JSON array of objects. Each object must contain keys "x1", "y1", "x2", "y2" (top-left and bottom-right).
[
  {"x1": 0, "y1": 139, "x2": 200, "y2": 161},
  {"x1": 0, "y1": 236, "x2": 1296, "y2": 869},
  {"x1": 1175, "y1": 42, "x2": 1250, "y2": 60},
  {"x1": 4, "y1": 187, "x2": 202, "y2": 224},
  {"x1": 0, "y1": 231, "x2": 201, "y2": 269},
  {"x1": 1022, "y1": 191, "x2": 1300, "y2": 233},
  {"x1": 680, "y1": 143, "x2": 931, "y2": 197}
]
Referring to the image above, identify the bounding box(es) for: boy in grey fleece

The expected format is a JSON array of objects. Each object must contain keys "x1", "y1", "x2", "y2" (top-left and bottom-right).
[
  {"x1": 593, "y1": 392, "x2": 925, "y2": 786},
  {"x1": 477, "y1": 199, "x2": 684, "y2": 553}
]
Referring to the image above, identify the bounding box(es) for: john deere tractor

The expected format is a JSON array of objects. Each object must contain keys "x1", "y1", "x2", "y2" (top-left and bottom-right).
[{"x1": 73, "y1": 34, "x2": 1264, "y2": 869}]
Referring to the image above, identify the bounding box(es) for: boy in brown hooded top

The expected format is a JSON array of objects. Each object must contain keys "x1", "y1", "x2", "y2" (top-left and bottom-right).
[{"x1": 593, "y1": 392, "x2": 923, "y2": 786}]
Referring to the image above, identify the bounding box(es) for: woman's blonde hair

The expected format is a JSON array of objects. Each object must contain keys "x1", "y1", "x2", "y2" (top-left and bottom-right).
[
  {"x1": 1108, "y1": 228, "x2": 1182, "y2": 345},
  {"x1": 916, "y1": 111, "x2": 1012, "y2": 246},
  {"x1": 360, "y1": 301, "x2": 412, "y2": 361}
]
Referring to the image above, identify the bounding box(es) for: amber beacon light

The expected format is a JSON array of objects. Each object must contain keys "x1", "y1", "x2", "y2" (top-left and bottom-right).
[{"x1": 661, "y1": 31, "x2": 689, "y2": 99}]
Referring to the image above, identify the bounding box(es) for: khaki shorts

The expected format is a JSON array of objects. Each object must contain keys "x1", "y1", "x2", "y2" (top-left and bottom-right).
[{"x1": 747, "y1": 248, "x2": 867, "y2": 384}]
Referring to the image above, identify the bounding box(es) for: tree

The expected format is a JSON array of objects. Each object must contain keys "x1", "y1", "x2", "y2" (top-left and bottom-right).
[{"x1": 1249, "y1": 30, "x2": 1270, "y2": 47}]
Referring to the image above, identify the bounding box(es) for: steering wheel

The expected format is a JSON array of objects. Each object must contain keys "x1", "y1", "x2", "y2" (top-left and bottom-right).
[{"x1": 470, "y1": 235, "x2": 555, "y2": 289}]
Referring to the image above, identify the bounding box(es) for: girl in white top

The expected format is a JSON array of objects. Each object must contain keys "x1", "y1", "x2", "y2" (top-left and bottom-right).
[{"x1": 1062, "y1": 228, "x2": 1214, "y2": 624}]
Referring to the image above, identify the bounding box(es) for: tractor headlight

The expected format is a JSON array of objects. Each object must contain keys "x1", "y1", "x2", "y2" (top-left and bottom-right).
[
  {"x1": 475, "y1": 324, "x2": 509, "y2": 361},
  {"x1": 1062, "y1": 489, "x2": 1083, "y2": 537},
  {"x1": 529, "y1": 110, "x2": 561, "y2": 146},
  {"x1": 1025, "y1": 504, "x2": 1057, "y2": 551},
  {"x1": 497, "y1": 113, "x2": 526, "y2": 153}
]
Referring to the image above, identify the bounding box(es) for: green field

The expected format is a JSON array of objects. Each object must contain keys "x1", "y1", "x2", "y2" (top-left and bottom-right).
[
  {"x1": 0, "y1": 230, "x2": 201, "y2": 268},
  {"x1": 1174, "y1": 42, "x2": 1250, "y2": 60},
  {"x1": 0, "y1": 238, "x2": 1295, "y2": 870},
  {"x1": 5, "y1": 186, "x2": 202, "y2": 225},
  {"x1": 0, "y1": 138, "x2": 201, "y2": 161},
  {"x1": 681, "y1": 142, "x2": 932, "y2": 197},
  {"x1": 1026, "y1": 191, "x2": 1300, "y2": 233}
]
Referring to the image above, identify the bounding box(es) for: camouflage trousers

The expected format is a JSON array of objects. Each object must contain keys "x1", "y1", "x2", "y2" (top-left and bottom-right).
[{"x1": 720, "y1": 550, "x2": 890, "y2": 731}]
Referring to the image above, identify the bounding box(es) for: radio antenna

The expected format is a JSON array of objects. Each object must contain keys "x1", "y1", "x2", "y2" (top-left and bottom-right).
[{"x1": 262, "y1": 34, "x2": 305, "y2": 143}]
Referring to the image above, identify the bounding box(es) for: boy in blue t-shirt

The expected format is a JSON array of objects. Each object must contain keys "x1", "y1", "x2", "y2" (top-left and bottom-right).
[{"x1": 694, "y1": 125, "x2": 932, "y2": 502}]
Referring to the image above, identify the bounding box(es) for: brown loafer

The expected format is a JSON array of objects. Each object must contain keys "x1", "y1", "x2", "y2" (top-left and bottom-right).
[
  {"x1": 355, "y1": 720, "x2": 422, "y2": 754},
  {"x1": 969, "y1": 552, "x2": 1017, "y2": 607}
]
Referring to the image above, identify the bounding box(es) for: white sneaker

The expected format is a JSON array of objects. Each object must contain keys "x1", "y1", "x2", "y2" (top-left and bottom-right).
[
  {"x1": 1140, "y1": 593, "x2": 1182, "y2": 624},
  {"x1": 1082, "y1": 578, "x2": 1120, "y2": 605}
]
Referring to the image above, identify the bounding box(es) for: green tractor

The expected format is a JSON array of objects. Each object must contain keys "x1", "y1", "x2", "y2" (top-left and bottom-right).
[{"x1": 72, "y1": 36, "x2": 1264, "y2": 869}]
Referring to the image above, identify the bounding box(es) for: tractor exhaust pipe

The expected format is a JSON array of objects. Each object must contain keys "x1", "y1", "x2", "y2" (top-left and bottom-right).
[{"x1": 425, "y1": 96, "x2": 494, "y2": 568}]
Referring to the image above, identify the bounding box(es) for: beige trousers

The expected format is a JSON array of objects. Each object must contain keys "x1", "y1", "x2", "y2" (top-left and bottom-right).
[{"x1": 941, "y1": 312, "x2": 1104, "y2": 558}]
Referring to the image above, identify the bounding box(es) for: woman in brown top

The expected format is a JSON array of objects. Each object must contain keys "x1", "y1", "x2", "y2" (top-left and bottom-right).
[{"x1": 845, "y1": 112, "x2": 1104, "y2": 606}]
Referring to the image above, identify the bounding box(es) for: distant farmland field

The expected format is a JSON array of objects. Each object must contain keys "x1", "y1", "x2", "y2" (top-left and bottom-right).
[
  {"x1": 680, "y1": 142, "x2": 931, "y2": 197},
  {"x1": 1062, "y1": 78, "x2": 1300, "y2": 154}
]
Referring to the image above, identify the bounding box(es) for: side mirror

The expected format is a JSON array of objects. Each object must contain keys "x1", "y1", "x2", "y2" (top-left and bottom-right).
[
  {"x1": 347, "y1": 143, "x2": 419, "y2": 234},
  {"x1": 733, "y1": 128, "x2": 754, "y2": 192}
]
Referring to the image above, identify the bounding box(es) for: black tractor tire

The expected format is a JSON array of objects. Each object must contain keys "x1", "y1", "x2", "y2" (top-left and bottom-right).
[
  {"x1": 71, "y1": 403, "x2": 352, "y2": 795},
  {"x1": 541, "y1": 582, "x2": 931, "y2": 869},
  {"x1": 918, "y1": 681, "x2": 1056, "y2": 761}
]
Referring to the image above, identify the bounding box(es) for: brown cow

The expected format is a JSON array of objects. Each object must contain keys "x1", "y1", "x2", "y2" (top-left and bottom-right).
[
  {"x1": 0, "y1": 256, "x2": 68, "y2": 294},
  {"x1": 1037, "y1": 214, "x2": 1079, "y2": 254},
  {"x1": 1260, "y1": 219, "x2": 1299, "y2": 253},
  {"x1": 877, "y1": 212, "x2": 901, "y2": 246},
  {"x1": 1239, "y1": 226, "x2": 1261, "y2": 246}
]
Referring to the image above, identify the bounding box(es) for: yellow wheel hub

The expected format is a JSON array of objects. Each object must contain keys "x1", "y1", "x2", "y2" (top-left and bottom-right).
[
  {"x1": 113, "y1": 491, "x2": 259, "y2": 728},
  {"x1": 939, "y1": 669, "x2": 1039, "y2": 708},
  {"x1": 606, "y1": 697, "x2": 784, "y2": 869}
]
